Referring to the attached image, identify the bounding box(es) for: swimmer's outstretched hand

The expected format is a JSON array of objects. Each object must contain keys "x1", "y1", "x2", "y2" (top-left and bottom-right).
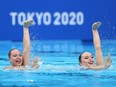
[
  {"x1": 92, "y1": 21, "x2": 101, "y2": 30},
  {"x1": 31, "y1": 56, "x2": 43, "y2": 69},
  {"x1": 105, "y1": 53, "x2": 112, "y2": 68}
]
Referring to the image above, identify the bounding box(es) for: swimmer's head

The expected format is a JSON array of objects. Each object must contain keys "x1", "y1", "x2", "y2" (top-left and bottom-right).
[
  {"x1": 79, "y1": 52, "x2": 94, "y2": 67},
  {"x1": 8, "y1": 49, "x2": 23, "y2": 66}
]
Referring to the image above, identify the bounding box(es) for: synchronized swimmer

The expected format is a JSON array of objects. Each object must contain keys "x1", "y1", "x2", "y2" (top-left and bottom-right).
[
  {"x1": 4, "y1": 19, "x2": 41, "y2": 70},
  {"x1": 79, "y1": 22, "x2": 112, "y2": 70}
]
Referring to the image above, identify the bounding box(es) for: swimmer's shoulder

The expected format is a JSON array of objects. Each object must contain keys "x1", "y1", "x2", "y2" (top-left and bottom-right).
[
  {"x1": 4, "y1": 66, "x2": 13, "y2": 70},
  {"x1": 4, "y1": 66, "x2": 25, "y2": 70}
]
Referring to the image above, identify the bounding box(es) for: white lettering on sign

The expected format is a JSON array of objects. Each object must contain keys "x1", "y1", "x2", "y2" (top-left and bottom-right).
[{"x1": 10, "y1": 11, "x2": 84, "y2": 26}]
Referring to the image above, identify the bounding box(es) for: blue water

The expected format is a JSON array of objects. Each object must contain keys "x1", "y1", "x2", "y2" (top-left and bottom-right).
[{"x1": 0, "y1": 40, "x2": 116, "y2": 87}]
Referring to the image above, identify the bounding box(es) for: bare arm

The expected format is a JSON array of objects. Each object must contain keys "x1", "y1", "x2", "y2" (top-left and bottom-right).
[{"x1": 22, "y1": 27, "x2": 30, "y2": 66}]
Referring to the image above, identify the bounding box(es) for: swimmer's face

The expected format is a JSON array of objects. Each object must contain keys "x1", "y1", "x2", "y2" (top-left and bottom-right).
[
  {"x1": 80, "y1": 52, "x2": 94, "y2": 67},
  {"x1": 9, "y1": 49, "x2": 23, "y2": 66}
]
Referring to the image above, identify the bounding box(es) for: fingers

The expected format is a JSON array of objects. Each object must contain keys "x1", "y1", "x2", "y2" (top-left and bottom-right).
[{"x1": 106, "y1": 53, "x2": 111, "y2": 62}]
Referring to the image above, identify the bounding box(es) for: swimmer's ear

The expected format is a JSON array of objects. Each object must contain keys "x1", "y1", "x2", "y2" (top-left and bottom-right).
[
  {"x1": 80, "y1": 62, "x2": 83, "y2": 66},
  {"x1": 9, "y1": 58, "x2": 12, "y2": 63}
]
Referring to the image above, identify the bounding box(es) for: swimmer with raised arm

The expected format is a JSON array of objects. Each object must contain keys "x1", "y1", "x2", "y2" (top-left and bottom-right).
[
  {"x1": 4, "y1": 19, "x2": 41, "y2": 70},
  {"x1": 79, "y1": 22, "x2": 112, "y2": 70}
]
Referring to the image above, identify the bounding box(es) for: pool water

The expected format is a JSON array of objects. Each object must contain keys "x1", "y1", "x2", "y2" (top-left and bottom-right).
[{"x1": 0, "y1": 40, "x2": 116, "y2": 87}]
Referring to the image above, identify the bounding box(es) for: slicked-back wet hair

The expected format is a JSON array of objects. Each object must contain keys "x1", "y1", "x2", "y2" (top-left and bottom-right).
[
  {"x1": 78, "y1": 52, "x2": 84, "y2": 65},
  {"x1": 8, "y1": 48, "x2": 16, "y2": 58}
]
